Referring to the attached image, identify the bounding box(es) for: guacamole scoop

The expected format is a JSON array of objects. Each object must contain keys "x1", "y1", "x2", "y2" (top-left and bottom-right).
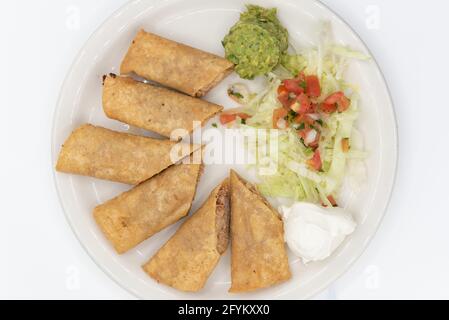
[
  {"x1": 240, "y1": 5, "x2": 289, "y2": 52},
  {"x1": 223, "y1": 5, "x2": 289, "y2": 79},
  {"x1": 223, "y1": 23, "x2": 280, "y2": 80}
]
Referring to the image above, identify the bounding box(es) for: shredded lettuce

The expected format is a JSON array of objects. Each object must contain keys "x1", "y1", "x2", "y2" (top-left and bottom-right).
[
  {"x1": 233, "y1": 22, "x2": 368, "y2": 204},
  {"x1": 281, "y1": 54, "x2": 307, "y2": 76},
  {"x1": 243, "y1": 75, "x2": 282, "y2": 128},
  {"x1": 330, "y1": 45, "x2": 371, "y2": 61}
]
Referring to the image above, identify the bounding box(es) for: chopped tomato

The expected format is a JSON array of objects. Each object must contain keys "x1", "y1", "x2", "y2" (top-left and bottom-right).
[
  {"x1": 324, "y1": 92, "x2": 345, "y2": 105},
  {"x1": 277, "y1": 84, "x2": 288, "y2": 96},
  {"x1": 310, "y1": 103, "x2": 319, "y2": 113},
  {"x1": 337, "y1": 95, "x2": 351, "y2": 112},
  {"x1": 283, "y1": 79, "x2": 304, "y2": 95},
  {"x1": 341, "y1": 138, "x2": 350, "y2": 153},
  {"x1": 297, "y1": 127, "x2": 308, "y2": 140},
  {"x1": 307, "y1": 150, "x2": 322, "y2": 171},
  {"x1": 294, "y1": 114, "x2": 315, "y2": 125},
  {"x1": 322, "y1": 91, "x2": 351, "y2": 113},
  {"x1": 273, "y1": 108, "x2": 289, "y2": 129},
  {"x1": 220, "y1": 113, "x2": 237, "y2": 125},
  {"x1": 305, "y1": 75, "x2": 321, "y2": 98},
  {"x1": 219, "y1": 112, "x2": 251, "y2": 125},
  {"x1": 278, "y1": 91, "x2": 292, "y2": 108},
  {"x1": 296, "y1": 93, "x2": 311, "y2": 114},
  {"x1": 322, "y1": 195, "x2": 338, "y2": 207},
  {"x1": 320, "y1": 102, "x2": 337, "y2": 113},
  {"x1": 328, "y1": 196, "x2": 338, "y2": 207},
  {"x1": 236, "y1": 113, "x2": 251, "y2": 120},
  {"x1": 293, "y1": 114, "x2": 303, "y2": 124}
]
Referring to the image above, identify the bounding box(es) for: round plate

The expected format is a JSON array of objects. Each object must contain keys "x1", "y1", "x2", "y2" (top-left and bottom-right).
[{"x1": 52, "y1": 0, "x2": 397, "y2": 299}]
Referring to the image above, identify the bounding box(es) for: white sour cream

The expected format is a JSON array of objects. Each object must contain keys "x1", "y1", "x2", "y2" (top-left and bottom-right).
[{"x1": 279, "y1": 202, "x2": 357, "y2": 264}]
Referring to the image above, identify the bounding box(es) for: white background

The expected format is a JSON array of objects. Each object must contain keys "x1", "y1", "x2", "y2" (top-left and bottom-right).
[{"x1": 0, "y1": 0, "x2": 447, "y2": 300}]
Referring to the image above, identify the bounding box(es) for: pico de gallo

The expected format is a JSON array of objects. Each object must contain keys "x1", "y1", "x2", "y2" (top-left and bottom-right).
[{"x1": 273, "y1": 72, "x2": 352, "y2": 172}]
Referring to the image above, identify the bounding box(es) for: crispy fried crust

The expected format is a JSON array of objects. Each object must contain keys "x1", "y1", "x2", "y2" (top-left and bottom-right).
[
  {"x1": 55, "y1": 124, "x2": 200, "y2": 185},
  {"x1": 102, "y1": 75, "x2": 223, "y2": 137},
  {"x1": 120, "y1": 30, "x2": 234, "y2": 97},
  {"x1": 93, "y1": 162, "x2": 202, "y2": 254},
  {"x1": 229, "y1": 171, "x2": 291, "y2": 293},
  {"x1": 143, "y1": 179, "x2": 230, "y2": 292}
]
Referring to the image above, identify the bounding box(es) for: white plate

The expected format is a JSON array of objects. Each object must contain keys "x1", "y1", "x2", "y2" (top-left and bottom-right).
[{"x1": 52, "y1": 0, "x2": 397, "y2": 299}]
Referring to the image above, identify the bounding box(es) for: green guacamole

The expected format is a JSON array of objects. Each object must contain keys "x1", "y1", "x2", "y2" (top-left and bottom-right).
[
  {"x1": 240, "y1": 5, "x2": 289, "y2": 52},
  {"x1": 223, "y1": 5, "x2": 289, "y2": 79},
  {"x1": 223, "y1": 23, "x2": 281, "y2": 79}
]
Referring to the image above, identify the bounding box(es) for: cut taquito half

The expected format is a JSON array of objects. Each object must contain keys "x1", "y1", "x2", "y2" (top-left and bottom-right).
[
  {"x1": 143, "y1": 179, "x2": 230, "y2": 292},
  {"x1": 120, "y1": 30, "x2": 234, "y2": 97},
  {"x1": 102, "y1": 75, "x2": 223, "y2": 138},
  {"x1": 56, "y1": 124, "x2": 201, "y2": 185},
  {"x1": 229, "y1": 170, "x2": 291, "y2": 293},
  {"x1": 94, "y1": 161, "x2": 203, "y2": 254}
]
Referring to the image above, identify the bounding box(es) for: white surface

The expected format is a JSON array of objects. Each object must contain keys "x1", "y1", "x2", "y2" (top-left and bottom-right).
[
  {"x1": 51, "y1": 0, "x2": 396, "y2": 300},
  {"x1": 0, "y1": 0, "x2": 448, "y2": 300}
]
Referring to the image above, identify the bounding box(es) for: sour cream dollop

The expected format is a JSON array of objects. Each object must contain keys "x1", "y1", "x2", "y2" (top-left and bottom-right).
[{"x1": 279, "y1": 203, "x2": 357, "y2": 264}]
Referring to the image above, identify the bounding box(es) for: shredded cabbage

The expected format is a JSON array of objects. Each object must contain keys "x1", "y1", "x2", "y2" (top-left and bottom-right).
[
  {"x1": 243, "y1": 75, "x2": 282, "y2": 128},
  {"x1": 234, "y1": 22, "x2": 368, "y2": 204}
]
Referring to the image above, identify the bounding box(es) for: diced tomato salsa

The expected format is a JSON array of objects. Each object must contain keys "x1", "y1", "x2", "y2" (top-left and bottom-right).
[
  {"x1": 220, "y1": 112, "x2": 251, "y2": 125},
  {"x1": 274, "y1": 72, "x2": 351, "y2": 173}
]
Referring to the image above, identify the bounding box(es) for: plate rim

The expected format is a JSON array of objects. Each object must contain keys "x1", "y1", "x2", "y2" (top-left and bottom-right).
[{"x1": 51, "y1": 0, "x2": 399, "y2": 300}]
